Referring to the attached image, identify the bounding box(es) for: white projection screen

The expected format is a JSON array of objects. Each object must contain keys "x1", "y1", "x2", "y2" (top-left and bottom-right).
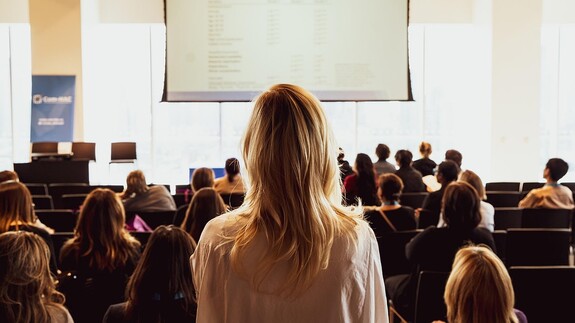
[{"x1": 164, "y1": 0, "x2": 410, "y2": 102}]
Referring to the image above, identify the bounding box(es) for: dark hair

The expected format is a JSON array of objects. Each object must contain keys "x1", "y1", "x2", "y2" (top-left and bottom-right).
[
  {"x1": 546, "y1": 158, "x2": 569, "y2": 181},
  {"x1": 394, "y1": 149, "x2": 413, "y2": 168},
  {"x1": 181, "y1": 187, "x2": 227, "y2": 242},
  {"x1": 442, "y1": 182, "x2": 481, "y2": 231},
  {"x1": 378, "y1": 173, "x2": 404, "y2": 201},
  {"x1": 225, "y1": 158, "x2": 240, "y2": 182},
  {"x1": 354, "y1": 153, "x2": 379, "y2": 205},
  {"x1": 445, "y1": 149, "x2": 463, "y2": 168},
  {"x1": 125, "y1": 225, "x2": 196, "y2": 322},
  {"x1": 190, "y1": 168, "x2": 214, "y2": 193},
  {"x1": 438, "y1": 160, "x2": 460, "y2": 184},
  {"x1": 375, "y1": 144, "x2": 390, "y2": 160}
]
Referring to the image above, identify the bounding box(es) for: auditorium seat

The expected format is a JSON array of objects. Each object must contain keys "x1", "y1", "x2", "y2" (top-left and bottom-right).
[
  {"x1": 50, "y1": 232, "x2": 74, "y2": 267},
  {"x1": 24, "y1": 183, "x2": 48, "y2": 195},
  {"x1": 417, "y1": 209, "x2": 438, "y2": 229},
  {"x1": 485, "y1": 182, "x2": 520, "y2": 192},
  {"x1": 398, "y1": 192, "x2": 428, "y2": 209},
  {"x1": 48, "y1": 183, "x2": 91, "y2": 209},
  {"x1": 494, "y1": 207, "x2": 523, "y2": 230},
  {"x1": 485, "y1": 191, "x2": 523, "y2": 207},
  {"x1": 60, "y1": 194, "x2": 88, "y2": 212},
  {"x1": 492, "y1": 230, "x2": 507, "y2": 264},
  {"x1": 173, "y1": 204, "x2": 189, "y2": 228},
  {"x1": 378, "y1": 230, "x2": 421, "y2": 278},
  {"x1": 521, "y1": 208, "x2": 572, "y2": 229},
  {"x1": 505, "y1": 228, "x2": 570, "y2": 267},
  {"x1": 36, "y1": 209, "x2": 78, "y2": 232},
  {"x1": 413, "y1": 271, "x2": 449, "y2": 323},
  {"x1": 220, "y1": 193, "x2": 245, "y2": 209},
  {"x1": 32, "y1": 195, "x2": 54, "y2": 210}
]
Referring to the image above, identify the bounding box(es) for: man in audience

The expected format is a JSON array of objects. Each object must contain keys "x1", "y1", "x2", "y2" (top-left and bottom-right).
[
  {"x1": 337, "y1": 147, "x2": 354, "y2": 182},
  {"x1": 519, "y1": 158, "x2": 574, "y2": 209},
  {"x1": 394, "y1": 149, "x2": 426, "y2": 192},
  {"x1": 445, "y1": 149, "x2": 463, "y2": 170},
  {"x1": 373, "y1": 143, "x2": 396, "y2": 177},
  {"x1": 420, "y1": 160, "x2": 460, "y2": 219}
]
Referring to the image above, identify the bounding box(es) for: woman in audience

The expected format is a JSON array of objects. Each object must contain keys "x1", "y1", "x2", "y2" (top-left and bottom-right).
[
  {"x1": 214, "y1": 157, "x2": 246, "y2": 195},
  {"x1": 435, "y1": 244, "x2": 527, "y2": 323},
  {"x1": 394, "y1": 149, "x2": 426, "y2": 193},
  {"x1": 385, "y1": 182, "x2": 495, "y2": 321},
  {"x1": 120, "y1": 170, "x2": 176, "y2": 213},
  {"x1": 0, "y1": 181, "x2": 58, "y2": 274},
  {"x1": 412, "y1": 141, "x2": 437, "y2": 177},
  {"x1": 343, "y1": 153, "x2": 380, "y2": 206},
  {"x1": 60, "y1": 188, "x2": 141, "y2": 323},
  {"x1": 103, "y1": 225, "x2": 197, "y2": 323},
  {"x1": 191, "y1": 84, "x2": 388, "y2": 322},
  {"x1": 180, "y1": 187, "x2": 227, "y2": 242},
  {"x1": 0, "y1": 231, "x2": 73, "y2": 323},
  {"x1": 364, "y1": 173, "x2": 416, "y2": 235},
  {"x1": 182, "y1": 167, "x2": 216, "y2": 204}
]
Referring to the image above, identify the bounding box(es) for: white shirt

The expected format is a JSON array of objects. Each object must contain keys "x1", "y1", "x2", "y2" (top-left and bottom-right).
[
  {"x1": 191, "y1": 213, "x2": 389, "y2": 323},
  {"x1": 437, "y1": 200, "x2": 495, "y2": 232}
]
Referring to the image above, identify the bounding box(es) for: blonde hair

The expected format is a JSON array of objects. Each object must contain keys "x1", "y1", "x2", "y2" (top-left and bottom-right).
[
  {"x1": 459, "y1": 169, "x2": 487, "y2": 200},
  {"x1": 0, "y1": 231, "x2": 66, "y2": 323},
  {"x1": 445, "y1": 245, "x2": 519, "y2": 323},
  {"x1": 419, "y1": 141, "x2": 432, "y2": 158},
  {"x1": 228, "y1": 84, "x2": 361, "y2": 296},
  {"x1": 61, "y1": 188, "x2": 140, "y2": 271},
  {"x1": 0, "y1": 181, "x2": 35, "y2": 233}
]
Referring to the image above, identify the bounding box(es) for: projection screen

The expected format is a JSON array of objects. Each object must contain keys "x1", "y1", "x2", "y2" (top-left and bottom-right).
[{"x1": 164, "y1": 0, "x2": 410, "y2": 102}]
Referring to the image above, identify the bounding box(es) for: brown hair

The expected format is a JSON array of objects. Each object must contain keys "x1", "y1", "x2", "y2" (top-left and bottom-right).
[
  {"x1": 181, "y1": 187, "x2": 227, "y2": 242},
  {"x1": 419, "y1": 141, "x2": 432, "y2": 158},
  {"x1": 0, "y1": 170, "x2": 18, "y2": 183},
  {"x1": 378, "y1": 173, "x2": 404, "y2": 202},
  {"x1": 190, "y1": 168, "x2": 215, "y2": 193},
  {"x1": 122, "y1": 170, "x2": 149, "y2": 198},
  {"x1": 0, "y1": 181, "x2": 35, "y2": 233},
  {"x1": 442, "y1": 182, "x2": 481, "y2": 231},
  {"x1": 459, "y1": 170, "x2": 486, "y2": 200}
]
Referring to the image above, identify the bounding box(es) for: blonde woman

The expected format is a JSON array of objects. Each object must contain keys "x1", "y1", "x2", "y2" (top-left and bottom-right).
[
  {"x1": 0, "y1": 231, "x2": 73, "y2": 323},
  {"x1": 412, "y1": 141, "x2": 437, "y2": 177},
  {"x1": 434, "y1": 245, "x2": 527, "y2": 323},
  {"x1": 191, "y1": 84, "x2": 388, "y2": 322}
]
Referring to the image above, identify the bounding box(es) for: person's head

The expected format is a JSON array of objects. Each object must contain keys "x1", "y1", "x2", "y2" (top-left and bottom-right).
[
  {"x1": 125, "y1": 170, "x2": 148, "y2": 196},
  {"x1": 395, "y1": 149, "x2": 413, "y2": 168},
  {"x1": 436, "y1": 160, "x2": 460, "y2": 186},
  {"x1": 125, "y1": 225, "x2": 196, "y2": 321},
  {"x1": 375, "y1": 144, "x2": 391, "y2": 161},
  {"x1": 181, "y1": 187, "x2": 227, "y2": 242},
  {"x1": 337, "y1": 147, "x2": 345, "y2": 161},
  {"x1": 419, "y1": 141, "x2": 432, "y2": 158},
  {"x1": 71, "y1": 188, "x2": 139, "y2": 271},
  {"x1": 378, "y1": 173, "x2": 404, "y2": 202},
  {"x1": 0, "y1": 170, "x2": 18, "y2": 184},
  {"x1": 442, "y1": 182, "x2": 481, "y2": 231},
  {"x1": 224, "y1": 158, "x2": 241, "y2": 182},
  {"x1": 445, "y1": 149, "x2": 463, "y2": 168},
  {"x1": 237, "y1": 84, "x2": 359, "y2": 295},
  {"x1": 354, "y1": 153, "x2": 374, "y2": 174},
  {"x1": 459, "y1": 169, "x2": 486, "y2": 200},
  {"x1": 445, "y1": 244, "x2": 519, "y2": 323},
  {"x1": 0, "y1": 181, "x2": 35, "y2": 233},
  {"x1": 190, "y1": 167, "x2": 215, "y2": 193},
  {"x1": 544, "y1": 158, "x2": 569, "y2": 182},
  {"x1": 0, "y1": 231, "x2": 65, "y2": 322}
]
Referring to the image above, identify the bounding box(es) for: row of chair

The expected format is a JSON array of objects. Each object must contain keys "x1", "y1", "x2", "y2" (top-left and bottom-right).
[{"x1": 485, "y1": 181, "x2": 575, "y2": 192}]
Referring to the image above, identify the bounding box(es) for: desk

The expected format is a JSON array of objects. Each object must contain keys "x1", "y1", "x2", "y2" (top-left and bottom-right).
[{"x1": 14, "y1": 161, "x2": 89, "y2": 184}]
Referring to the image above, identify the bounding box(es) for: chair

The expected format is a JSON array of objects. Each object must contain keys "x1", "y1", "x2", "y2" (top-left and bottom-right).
[
  {"x1": 32, "y1": 195, "x2": 54, "y2": 210},
  {"x1": 71, "y1": 142, "x2": 96, "y2": 161},
  {"x1": 61, "y1": 194, "x2": 88, "y2": 212},
  {"x1": 36, "y1": 209, "x2": 78, "y2": 232},
  {"x1": 378, "y1": 230, "x2": 421, "y2": 278},
  {"x1": 126, "y1": 210, "x2": 175, "y2": 230},
  {"x1": 485, "y1": 191, "x2": 523, "y2": 207},
  {"x1": 172, "y1": 194, "x2": 189, "y2": 208},
  {"x1": 492, "y1": 230, "x2": 507, "y2": 264},
  {"x1": 521, "y1": 208, "x2": 572, "y2": 229},
  {"x1": 398, "y1": 192, "x2": 429, "y2": 209},
  {"x1": 417, "y1": 209, "x2": 438, "y2": 229},
  {"x1": 521, "y1": 182, "x2": 545, "y2": 192},
  {"x1": 413, "y1": 271, "x2": 450, "y2": 323},
  {"x1": 24, "y1": 183, "x2": 48, "y2": 195},
  {"x1": 505, "y1": 228, "x2": 570, "y2": 267},
  {"x1": 48, "y1": 183, "x2": 91, "y2": 209},
  {"x1": 129, "y1": 231, "x2": 153, "y2": 250},
  {"x1": 173, "y1": 204, "x2": 189, "y2": 227},
  {"x1": 110, "y1": 142, "x2": 137, "y2": 163},
  {"x1": 32, "y1": 141, "x2": 58, "y2": 153},
  {"x1": 219, "y1": 193, "x2": 245, "y2": 210},
  {"x1": 510, "y1": 266, "x2": 575, "y2": 323},
  {"x1": 494, "y1": 207, "x2": 523, "y2": 230},
  {"x1": 175, "y1": 184, "x2": 191, "y2": 194},
  {"x1": 485, "y1": 182, "x2": 520, "y2": 192},
  {"x1": 51, "y1": 232, "x2": 74, "y2": 267}
]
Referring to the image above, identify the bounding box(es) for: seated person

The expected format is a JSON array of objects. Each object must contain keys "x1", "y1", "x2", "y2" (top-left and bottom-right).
[
  {"x1": 214, "y1": 158, "x2": 246, "y2": 195},
  {"x1": 373, "y1": 143, "x2": 396, "y2": 177},
  {"x1": 183, "y1": 167, "x2": 215, "y2": 204},
  {"x1": 420, "y1": 160, "x2": 460, "y2": 224},
  {"x1": 337, "y1": 147, "x2": 354, "y2": 182},
  {"x1": 121, "y1": 170, "x2": 176, "y2": 213},
  {"x1": 181, "y1": 187, "x2": 227, "y2": 242},
  {"x1": 412, "y1": 141, "x2": 437, "y2": 177},
  {"x1": 394, "y1": 149, "x2": 426, "y2": 193},
  {"x1": 519, "y1": 158, "x2": 575, "y2": 209},
  {"x1": 343, "y1": 153, "x2": 380, "y2": 206}
]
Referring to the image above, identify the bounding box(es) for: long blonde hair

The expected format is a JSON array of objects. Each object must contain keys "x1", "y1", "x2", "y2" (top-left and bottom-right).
[
  {"x1": 0, "y1": 231, "x2": 66, "y2": 323},
  {"x1": 228, "y1": 84, "x2": 361, "y2": 296},
  {"x1": 445, "y1": 245, "x2": 519, "y2": 323}
]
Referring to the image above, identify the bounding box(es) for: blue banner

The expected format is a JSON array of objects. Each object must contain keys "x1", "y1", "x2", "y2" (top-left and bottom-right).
[{"x1": 31, "y1": 75, "x2": 75, "y2": 142}]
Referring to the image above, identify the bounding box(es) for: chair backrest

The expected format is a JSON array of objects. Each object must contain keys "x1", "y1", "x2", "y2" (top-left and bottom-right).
[
  {"x1": 413, "y1": 271, "x2": 449, "y2": 323},
  {"x1": 485, "y1": 182, "x2": 521, "y2": 192},
  {"x1": 379, "y1": 230, "x2": 421, "y2": 277},
  {"x1": 50, "y1": 232, "x2": 74, "y2": 267},
  {"x1": 32, "y1": 195, "x2": 54, "y2": 210},
  {"x1": 48, "y1": 183, "x2": 91, "y2": 209},
  {"x1": 486, "y1": 191, "x2": 523, "y2": 207},
  {"x1": 126, "y1": 210, "x2": 175, "y2": 230},
  {"x1": 492, "y1": 230, "x2": 507, "y2": 265},
  {"x1": 172, "y1": 193, "x2": 189, "y2": 208},
  {"x1": 510, "y1": 266, "x2": 575, "y2": 323},
  {"x1": 71, "y1": 142, "x2": 96, "y2": 161},
  {"x1": 521, "y1": 182, "x2": 545, "y2": 192},
  {"x1": 24, "y1": 183, "x2": 48, "y2": 195},
  {"x1": 175, "y1": 184, "x2": 190, "y2": 194},
  {"x1": 494, "y1": 207, "x2": 523, "y2": 230},
  {"x1": 61, "y1": 194, "x2": 88, "y2": 212},
  {"x1": 219, "y1": 193, "x2": 245, "y2": 209},
  {"x1": 32, "y1": 141, "x2": 58, "y2": 153},
  {"x1": 110, "y1": 142, "x2": 137, "y2": 163},
  {"x1": 521, "y1": 208, "x2": 572, "y2": 229},
  {"x1": 417, "y1": 209, "x2": 439, "y2": 229},
  {"x1": 36, "y1": 209, "x2": 78, "y2": 232},
  {"x1": 173, "y1": 204, "x2": 189, "y2": 228},
  {"x1": 398, "y1": 192, "x2": 429, "y2": 209},
  {"x1": 506, "y1": 228, "x2": 570, "y2": 267}
]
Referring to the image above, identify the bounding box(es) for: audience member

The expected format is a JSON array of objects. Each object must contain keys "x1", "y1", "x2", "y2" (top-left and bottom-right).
[
  {"x1": 190, "y1": 167, "x2": 215, "y2": 193},
  {"x1": 120, "y1": 170, "x2": 176, "y2": 213},
  {"x1": 445, "y1": 149, "x2": 463, "y2": 170},
  {"x1": 0, "y1": 231, "x2": 73, "y2": 323},
  {"x1": 0, "y1": 170, "x2": 18, "y2": 183},
  {"x1": 337, "y1": 147, "x2": 354, "y2": 182},
  {"x1": 435, "y1": 245, "x2": 527, "y2": 323},
  {"x1": 364, "y1": 173, "x2": 416, "y2": 235},
  {"x1": 385, "y1": 182, "x2": 495, "y2": 321},
  {"x1": 180, "y1": 187, "x2": 227, "y2": 243},
  {"x1": 394, "y1": 149, "x2": 426, "y2": 192},
  {"x1": 373, "y1": 143, "x2": 396, "y2": 176},
  {"x1": 0, "y1": 181, "x2": 58, "y2": 274},
  {"x1": 420, "y1": 160, "x2": 460, "y2": 224},
  {"x1": 191, "y1": 84, "x2": 388, "y2": 322},
  {"x1": 103, "y1": 225, "x2": 197, "y2": 323},
  {"x1": 59, "y1": 188, "x2": 141, "y2": 323},
  {"x1": 412, "y1": 141, "x2": 437, "y2": 177},
  {"x1": 214, "y1": 157, "x2": 246, "y2": 194},
  {"x1": 343, "y1": 153, "x2": 380, "y2": 206},
  {"x1": 519, "y1": 157, "x2": 575, "y2": 209}
]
